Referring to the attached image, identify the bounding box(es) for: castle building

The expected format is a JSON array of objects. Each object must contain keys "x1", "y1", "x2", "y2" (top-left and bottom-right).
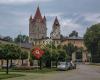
[
  {"x1": 0, "y1": 6, "x2": 88, "y2": 67},
  {"x1": 29, "y1": 6, "x2": 47, "y2": 43},
  {"x1": 29, "y1": 6, "x2": 61, "y2": 47},
  {"x1": 50, "y1": 17, "x2": 61, "y2": 39},
  {"x1": 28, "y1": 6, "x2": 88, "y2": 62}
]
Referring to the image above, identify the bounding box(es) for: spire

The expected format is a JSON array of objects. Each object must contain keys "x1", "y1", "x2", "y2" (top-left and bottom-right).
[
  {"x1": 43, "y1": 16, "x2": 46, "y2": 23},
  {"x1": 34, "y1": 6, "x2": 42, "y2": 20},
  {"x1": 43, "y1": 16, "x2": 46, "y2": 21},
  {"x1": 29, "y1": 15, "x2": 32, "y2": 20},
  {"x1": 53, "y1": 17, "x2": 60, "y2": 26}
]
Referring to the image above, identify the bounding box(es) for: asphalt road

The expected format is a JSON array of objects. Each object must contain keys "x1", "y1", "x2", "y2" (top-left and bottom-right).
[{"x1": 5, "y1": 64, "x2": 100, "y2": 80}]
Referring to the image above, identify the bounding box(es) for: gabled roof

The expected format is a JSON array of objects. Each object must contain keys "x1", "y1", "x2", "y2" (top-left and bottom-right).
[{"x1": 34, "y1": 6, "x2": 42, "y2": 20}]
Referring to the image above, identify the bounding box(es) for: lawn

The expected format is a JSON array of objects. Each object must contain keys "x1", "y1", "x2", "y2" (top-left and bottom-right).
[
  {"x1": 0, "y1": 73, "x2": 24, "y2": 80},
  {"x1": 0, "y1": 68, "x2": 57, "y2": 73},
  {"x1": 0, "y1": 68, "x2": 57, "y2": 80}
]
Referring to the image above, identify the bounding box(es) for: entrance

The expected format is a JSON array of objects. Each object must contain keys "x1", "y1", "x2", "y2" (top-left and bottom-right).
[{"x1": 76, "y1": 51, "x2": 82, "y2": 62}]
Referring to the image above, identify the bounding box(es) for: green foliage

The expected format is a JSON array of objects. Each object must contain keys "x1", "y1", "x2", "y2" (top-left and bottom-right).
[
  {"x1": 63, "y1": 43, "x2": 78, "y2": 57},
  {"x1": 14, "y1": 34, "x2": 29, "y2": 43},
  {"x1": 3, "y1": 36, "x2": 13, "y2": 42},
  {"x1": 84, "y1": 23, "x2": 100, "y2": 60},
  {"x1": 51, "y1": 50, "x2": 59, "y2": 61},
  {"x1": 69, "y1": 30, "x2": 78, "y2": 37},
  {"x1": 2, "y1": 44, "x2": 20, "y2": 59},
  {"x1": 42, "y1": 49, "x2": 51, "y2": 68},
  {"x1": 58, "y1": 50, "x2": 67, "y2": 61},
  {"x1": 20, "y1": 51, "x2": 28, "y2": 60},
  {"x1": 57, "y1": 45, "x2": 61, "y2": 49}
]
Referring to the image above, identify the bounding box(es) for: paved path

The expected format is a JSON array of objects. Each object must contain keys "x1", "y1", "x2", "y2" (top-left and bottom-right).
[{"x1": 4, "y1": 64, "x2": 100, "y2": 80}]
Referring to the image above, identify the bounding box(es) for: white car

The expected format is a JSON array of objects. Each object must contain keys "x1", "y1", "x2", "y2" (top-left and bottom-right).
[{"x1": 57, "y1": 62, "x2": 70, "y2": 71}]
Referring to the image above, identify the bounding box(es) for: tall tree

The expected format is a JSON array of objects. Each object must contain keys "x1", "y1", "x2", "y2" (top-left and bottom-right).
[
  {"x1": 69, "y1": 30, "x2": 78, "y2": 37},
  {"x1": 3, "y1": 36, "x2": 13, "y2": 42},
  {"x1": 84, "y1": 23, "x2": 100, "y2": 62},
  {"x1": 63, "y1": 43, "x2": 78, "y2": 59},
  {"x1": 58, "y1": 50, "x2": 67, "y2": 62},
  {"x1": 14, "y1": 34, "x2": 29, "y2": 43},
  {"x1": 20, "y1": 51, "x2": 28, "y2": 65},
  {"x1": 2, "y1": 44, "x2": 20, "y2": 74}
]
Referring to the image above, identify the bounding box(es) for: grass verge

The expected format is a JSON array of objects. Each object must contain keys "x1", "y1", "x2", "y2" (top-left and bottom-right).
[
  {"x1": 0, "y1": 68, "x2": 57, "y2": 74},
  {"x1": 0, "y1": 73, "x2": 24, "y2": 80}
]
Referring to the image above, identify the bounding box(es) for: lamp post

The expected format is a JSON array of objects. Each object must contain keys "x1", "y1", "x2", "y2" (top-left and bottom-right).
[
  {"x1": 50, "y1": 39, "x2": 52, "y2": 68},
  {"x1": 19, "y1": 32, "x2": 22, "y2": 66}
]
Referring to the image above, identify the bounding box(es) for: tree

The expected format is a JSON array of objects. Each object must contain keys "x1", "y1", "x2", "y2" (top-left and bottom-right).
[
  {"x1": 1, "y1": 44, "x2": 20, "y2": 74},
  {"x1": 84, "y1": 23, "x2": 100, "y2": 63},
  {"x1": 2, "y1": 44, "x2": 12, "y2": 74},
  {"x1": 20, "y1": 51, "x2": 28, "y2": 65},
  {"x1": 63, "y1": 43, "x2": 78, "y2": 60},
  {"x1": 14, "y1": 34, "x2": 29, "y2": 43},
  {"x1": 42, "y1": 49, "x2": 51, "y2": 68},
  {"x1": 58, "y1": 50, "x2": 67, "y2": 62},
  {"x1": 51, "y1": 50, "x2": 59, "y2": 67},
  {"x1": 3, "y1": 36, "x2": 13, "y2": 42},
  {"x1": 69, "y1": 30, "x2": 78, "y2": 37},
  {"x1": 0, "y1": 44, "x2": 6, "y2": 66}
]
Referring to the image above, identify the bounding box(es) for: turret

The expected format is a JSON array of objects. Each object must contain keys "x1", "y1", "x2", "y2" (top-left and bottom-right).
[{"x1": 50, "y1": 17, "x2": 61, "y2": 39}]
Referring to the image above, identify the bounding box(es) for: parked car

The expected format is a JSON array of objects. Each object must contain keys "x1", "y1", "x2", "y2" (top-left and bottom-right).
[
  {"x1": 69, "y1": 61, "x2": 76, "y2": 69},
  {"x1": 57, "y1": 62, "x2": 70, "y2": 71}
]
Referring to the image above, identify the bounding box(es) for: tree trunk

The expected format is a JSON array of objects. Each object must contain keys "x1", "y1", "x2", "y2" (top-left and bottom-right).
[
  {"x1": 1, "y1": 59, "x2": 3, "y2": 67},
  {"x1": 10, "y1": 59, "x2": 12, "y2": 67},
  {"x1": 39, "y1": 59, "x2": 42, "y2": 70},
  {"x1": 22, "y1": 59, "x2": 24, "y2": 65},
  {"x1": 6, "y1": 59, "x2": 9, "y2": 74}
]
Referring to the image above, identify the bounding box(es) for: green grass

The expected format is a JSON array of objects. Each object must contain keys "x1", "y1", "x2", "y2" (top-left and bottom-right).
[
  {"x1": 0, "y1": 68, "x2": 57, "y2": 74},
  {"x1": 0, "y1": 73, "x2": 24, "y2": 80}
]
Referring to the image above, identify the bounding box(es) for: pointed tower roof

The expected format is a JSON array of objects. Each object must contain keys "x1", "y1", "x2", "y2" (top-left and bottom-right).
[
  {"x1": 29, "y1": 15, "x2": 32, "y2": 20},
  {"x1": 34, "y1": 6, "x2": 42, "y2": 20},
  {"x1": 43, "y1": 16, "x2": 46, "y2": 21},
  {"x1": 53, "y1": 17, "x2": 60, "y2": 26},
  {"x1": 42, "y1": 16, "x2": 46, "y2": 23}
]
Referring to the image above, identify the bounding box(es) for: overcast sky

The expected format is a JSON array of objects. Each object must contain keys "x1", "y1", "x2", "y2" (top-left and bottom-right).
[{"x1": 0, "y1": 0, "x2": 100, "y2": 38}]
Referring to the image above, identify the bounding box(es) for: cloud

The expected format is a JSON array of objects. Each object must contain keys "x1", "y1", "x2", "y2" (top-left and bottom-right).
[
  {"x1": 83, "y1": 13, "x2": 100, "y2": 24},
  {"x1": 0, "y1": 0, "x2": 52, "y2": 4},
  {"x1": 46, "y1": 12, "x2": 63, "y2": 17},
  {"x1": 60, "y1": 18, "x2": 84, "y2": 36}
]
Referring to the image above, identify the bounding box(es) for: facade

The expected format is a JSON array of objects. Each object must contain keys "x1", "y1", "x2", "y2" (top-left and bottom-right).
[
  {"x1": 50, "y1": 17, "x2": 61, "y2": 39},
  {"x1": 29, "y1": 6, "x2": 61, "y2": 46},
  {"x1": 61, "y1": 37, "x2": 85, "y2": 48},
  {"x1": 29, "y1": 6, "x2": 87, "y2": 49},
  {"x1": 29, "y1": 6, "x2": 47, "y2": 43},
  {"x1": 28, "y1": 6, "x2": 88, "y2": 62}
]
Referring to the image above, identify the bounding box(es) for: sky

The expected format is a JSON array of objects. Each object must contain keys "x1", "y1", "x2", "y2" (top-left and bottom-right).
[{"x1": 0, "y1": 0, "x2": 100, "y2": 38}]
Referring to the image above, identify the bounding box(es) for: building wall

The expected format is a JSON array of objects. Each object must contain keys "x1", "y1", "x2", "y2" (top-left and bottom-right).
[{"x1": 61, "y1": 39, "x2": 85, "y2": 49}]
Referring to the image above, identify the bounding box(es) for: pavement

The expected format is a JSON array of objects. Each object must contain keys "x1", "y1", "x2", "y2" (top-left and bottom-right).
[{"x1": 4, "y1": 64, "x2": 100, "y2": 80}]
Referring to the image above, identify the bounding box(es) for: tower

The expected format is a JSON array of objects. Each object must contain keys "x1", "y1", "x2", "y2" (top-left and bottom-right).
[
  {"x1": 50, "y1": 17, "x2": 61, "y2": 39},
  {"x1": 29, "y1": 6, "x2": 47, "y2": 43}
]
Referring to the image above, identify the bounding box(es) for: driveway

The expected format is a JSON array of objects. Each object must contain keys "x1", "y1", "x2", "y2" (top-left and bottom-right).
[{"x1": 5, "y1": 64, "x2": 100, "y2": 80}]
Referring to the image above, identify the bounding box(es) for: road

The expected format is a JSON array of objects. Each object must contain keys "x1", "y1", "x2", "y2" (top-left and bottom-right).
[{"x1": 5, "y1": 64, "x2": 100, "y2": 80}]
